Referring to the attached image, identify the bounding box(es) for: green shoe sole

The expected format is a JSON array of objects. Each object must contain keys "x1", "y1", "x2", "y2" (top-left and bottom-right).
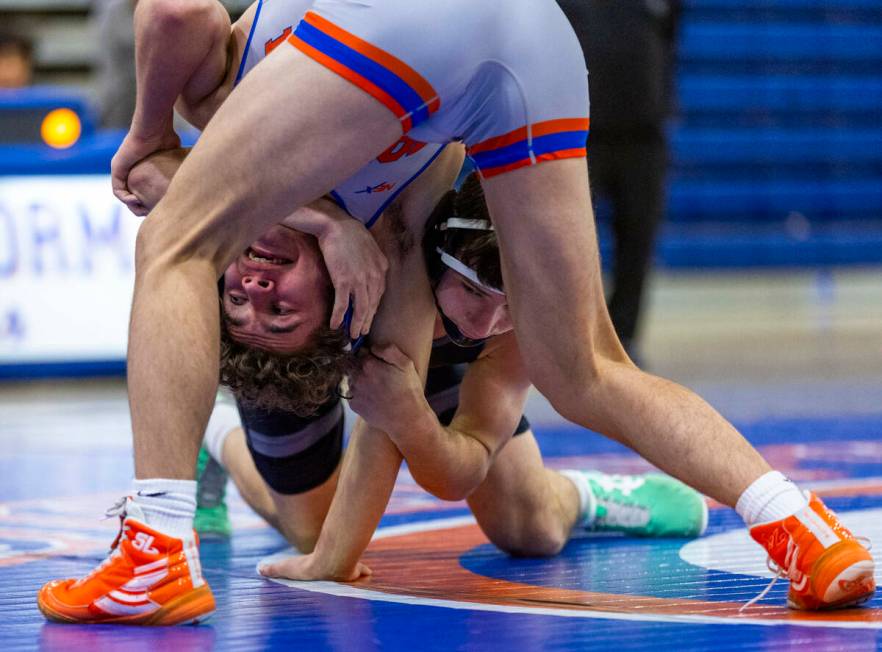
[
  {"x1": 194, "y1": 504, "x2": 233, "y2": 539},
  {"x1": 195, "y1": 447, "x2": 232, "y2": 538}
]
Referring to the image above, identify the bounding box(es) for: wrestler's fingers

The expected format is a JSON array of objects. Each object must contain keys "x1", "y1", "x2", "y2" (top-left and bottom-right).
[
  {"x1": 359, "y1": 294, "x2": 378, "y2": 337},
  {"x1": 329, "y1": 285, "x2": 350, "y2": 330},
  {"x1": 258, "y1": 555, "x2": 312, "y2": 580},
  {"x1": 111, "y1": 179, "x2": 134, "y2": 203},
  {"x1": 350, "y1": 562, "x2": 372, "y2": 581},
  {"x1": 362, "y1": 274, "x2": 385, "y2": 336},
  {"x1": 350, "y1": 284, "x2": 371, "y2": 338},
  {"x1": 258, "y1": 557, "x2": 371, "y2": 582},
  {"x1": 115, "y1": 191, "x2": 148, "y2": 217}
]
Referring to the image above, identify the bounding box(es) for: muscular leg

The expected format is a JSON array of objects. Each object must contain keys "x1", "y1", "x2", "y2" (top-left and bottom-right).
[
  {"x1": 218, "y1": 427, "x2": 277, "y2": 526},
  {"x1": 129, "y1": 46, "x2": 402, "y2": 479},
  {"x1": 467, "y1": 432, "x2": 579, "y2": 557},
  {"x1": 216, "y1": 426, "x2": 339, "y2": 552},
  {"x1": 481, "y1": 159, "x2": 770, "y2": 506}
]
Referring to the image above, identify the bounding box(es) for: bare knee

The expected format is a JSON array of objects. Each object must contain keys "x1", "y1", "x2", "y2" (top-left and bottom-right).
[
  {"x1": 485, "y1": 519, "x2": 569, "y2": 558},
  {"x1": 535, "y1": 360, "x2": 603, "y2": 431},
  {"x1": 141, "y1": 0, "x2": 224, "y2": 34},
  {"x1": 135, "y1": 215, "x2": 174, "y2": 272},
  {"x1": 134, "y1": 212, "x2": 219, "y2": 279}
]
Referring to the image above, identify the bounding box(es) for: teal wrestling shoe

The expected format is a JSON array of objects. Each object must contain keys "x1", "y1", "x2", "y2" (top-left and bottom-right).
[
  {"x1": 194, "y1": 447, "x2": 232, "y2": 539},
  {"x1": 573, "y1": 471, "x2": 708, "y2": 537}
]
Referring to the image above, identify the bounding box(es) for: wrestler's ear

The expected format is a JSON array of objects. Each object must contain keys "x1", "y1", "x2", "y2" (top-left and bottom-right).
[{"x1": 368, "y1": 343, "x2": 410, "y2": 369}]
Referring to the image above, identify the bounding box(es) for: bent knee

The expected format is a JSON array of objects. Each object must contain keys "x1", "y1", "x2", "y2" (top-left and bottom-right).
[
  {"x1": 489, "y1": 524, "x2": 568, "y2": 558},
  {"x1": 134, "y1": 218, "x2": 187, "y2": 277},
  {"x1": 134, "y1": 212, "x2": 223, "y2": 277},
  {"x1": 144, "y1": 0, "x2": 223, "y2": 34}
]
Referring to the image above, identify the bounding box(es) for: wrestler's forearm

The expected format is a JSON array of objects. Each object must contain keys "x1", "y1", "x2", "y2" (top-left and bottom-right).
[
  {"x1": 131, "y1": 0, "x2": 230, "y2": 137},
  {"x1": 307, "y1": 420, "x2": 402, "y2": 576},
  {"x1": 278, "y1": 197, "x2": 355, "y2": 239},
  {"x1": 386, "y1": 409, "x2": 492, "y2": 502}
]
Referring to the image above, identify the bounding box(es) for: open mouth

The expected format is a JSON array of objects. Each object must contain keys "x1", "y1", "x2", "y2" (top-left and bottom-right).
[{"x1": 245, "y1": 246, "x2": 292, "y2": 266}]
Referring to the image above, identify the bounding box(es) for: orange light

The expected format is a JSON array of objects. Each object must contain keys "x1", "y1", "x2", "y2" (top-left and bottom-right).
[{"x1": 41, "y1": 108, "x2": 82, "y2": 149}]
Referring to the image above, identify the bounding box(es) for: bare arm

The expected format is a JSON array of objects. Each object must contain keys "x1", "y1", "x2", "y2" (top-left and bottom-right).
[
  {"x1": 260, "y1": 145, "x2": 466, "y2": 581},
  {"x1": 113, "y1": 0, "x2": 255, "y2": 213},
  {"x1": 261, "y1": 211, "x2": 435, "y2": 581},
  {"x1": 131, "y1": 0, "x2": 232, "y2": 136},
  {"x1": 174, "y1": 1, "x2": 259, "y2": 129},
  {"x1": 356, "y1": 333, "x2": 531, "y2": 501}
]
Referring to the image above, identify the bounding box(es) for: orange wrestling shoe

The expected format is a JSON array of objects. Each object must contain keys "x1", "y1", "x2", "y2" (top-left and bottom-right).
[
  {"x1": 38, "y1": 497, "x2": 215, "y2": 625},
  {"x1": 748, "y1": 492, "x2": 875, "y2": 610}
]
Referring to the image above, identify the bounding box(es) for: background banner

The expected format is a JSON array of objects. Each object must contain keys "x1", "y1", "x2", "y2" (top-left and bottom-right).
[{"x1": 0, "y1": 175, "x2": 135, "y2": 366}]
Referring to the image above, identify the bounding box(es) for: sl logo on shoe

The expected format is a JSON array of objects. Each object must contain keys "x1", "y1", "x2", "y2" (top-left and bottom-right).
[{"x1": 131, "y1": 533, "x2": 159, "y2": 554}]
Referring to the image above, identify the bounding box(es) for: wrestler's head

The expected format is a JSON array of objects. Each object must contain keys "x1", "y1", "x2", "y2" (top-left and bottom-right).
[
  {"x1": 221, "y1": 224, "x2": 329, "y2": 353},
  {"x1": 424, "y1": 173, "x2": 511, "y2": 345},
  {"x1": 124, "y1": 149, "x2": 349, "y2": 415},
  {"x1": 218, "y1": 224, "x2": 351, "y2": 415}
]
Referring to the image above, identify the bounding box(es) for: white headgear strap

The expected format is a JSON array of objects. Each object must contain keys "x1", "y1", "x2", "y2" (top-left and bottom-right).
[
  {"x1": 436, "y1": 248, "x2": 505, "y2": 296},
  {"x1": 442, "y1": 217, "x2": 494, "y2": 232}
]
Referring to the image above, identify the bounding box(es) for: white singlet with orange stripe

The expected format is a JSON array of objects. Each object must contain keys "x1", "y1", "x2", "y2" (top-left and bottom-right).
[
  {"x1": 236, "y1": 0, "x2": 447, "y2": 227},
  {"x1": 286, "y1": 0, "x2": 591, "y2": 179}
]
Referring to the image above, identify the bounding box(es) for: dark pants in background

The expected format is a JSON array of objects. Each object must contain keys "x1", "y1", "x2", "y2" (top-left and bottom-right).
[
  {"x1": 557, "y1": 0, "x2": 680, "y2": 354},
  {"x1": 589, "y1": 131, "x2": 667, "y2": 349}
]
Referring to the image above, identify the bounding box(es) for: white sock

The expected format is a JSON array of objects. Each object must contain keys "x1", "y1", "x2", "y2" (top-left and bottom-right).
[
  {"x1": 204, "y1": 396, "x2": 241, "y2": 466},
  {"x1": 736, "y1": 471, "x2": 809, "y2": 527},
  {"x1": 131, "y1": 478, "x2": 197, "y2": 538},
  {"x1": 559, "y1": 470, "x2": 597, "y2": 527}
]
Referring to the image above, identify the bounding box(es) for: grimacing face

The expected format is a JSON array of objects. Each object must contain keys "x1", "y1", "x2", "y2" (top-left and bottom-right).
[
  {"x1": 434, "y1": 269, "x2": 512, "y2": 340},
  {"x1": 222, "y1": 225, "x2": 331, "y2": 353}
]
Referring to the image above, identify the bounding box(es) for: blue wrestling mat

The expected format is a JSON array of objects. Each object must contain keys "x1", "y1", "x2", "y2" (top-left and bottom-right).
[{"x1": 1, "y1": 409, "x2": 880, "y2": 651}]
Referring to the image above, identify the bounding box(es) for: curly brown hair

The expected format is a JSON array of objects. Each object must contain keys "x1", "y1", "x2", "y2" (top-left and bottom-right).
[{"x1": 218, "y1": 313, "x2": 354, "y2": 416}]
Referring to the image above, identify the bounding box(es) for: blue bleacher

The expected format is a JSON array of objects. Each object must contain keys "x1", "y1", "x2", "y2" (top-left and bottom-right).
[
  {"x1": 674, "y1": 128, "x2": 882, "y2": 167},
  {"x1": 680, "y1": 23, "x2": 882, "y2": 63},
  {"x1": 683, "y1": 0, "x2": 882, "y2": 9},
  {"x1": 669, "y1": 178, "x2": 882, "y2": 222},
  {"x1": 678, "y1": 75, "x2": 882, "y2": 116},
  {"x1": 655, "y1": 0, "x2": 882, "y2": 266}
]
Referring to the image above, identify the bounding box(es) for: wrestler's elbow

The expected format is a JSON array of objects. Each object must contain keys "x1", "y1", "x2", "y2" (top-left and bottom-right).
[
  {"x1": 415, "y1": 474, "x2": 476, "y2": 502},
  {"x1": 410, "y1": 460, "x2": 490, "y2": 502}
]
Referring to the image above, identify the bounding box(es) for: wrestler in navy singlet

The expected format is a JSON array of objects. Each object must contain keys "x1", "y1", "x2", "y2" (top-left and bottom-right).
[{"x1": 225, "y1": 329, "x2": 529, "y2": 497}]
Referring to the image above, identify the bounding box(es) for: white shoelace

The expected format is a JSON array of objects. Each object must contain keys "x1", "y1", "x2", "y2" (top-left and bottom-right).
[
  {"x1": 740, "y1": 536, "x2": 873, "y2": 612},
  {"x1": 72, "y1": 498, "x2": 129, "y2": 588}
]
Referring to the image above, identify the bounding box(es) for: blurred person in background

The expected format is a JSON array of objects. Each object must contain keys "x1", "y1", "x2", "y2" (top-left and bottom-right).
[
  {"x1": 91, "y1": 0, "x2": 136, "y2": 128},
  {"x1": 0, "y1": 31, "x2": 33, "y2": 88},
  {"x1": 558, "y1": 0, "x2": 681, "y2": 363}
]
